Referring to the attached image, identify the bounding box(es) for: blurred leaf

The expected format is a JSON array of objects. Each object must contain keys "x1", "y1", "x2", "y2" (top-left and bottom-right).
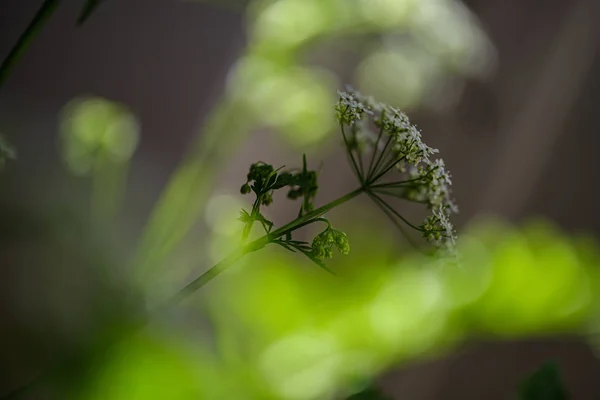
[
  {"x1": 200, "y1": 217, "x2": 600, "y2": 399},
  {"x1": 81, "y1": 331, "x2": 205, "y2": 400},
  {"x1": 466, "y1": 218, "x2": 597, "y2": 337},
  {"x1": 131, "y1": 97, "x2": 256, "y2": 305},
  {"x1": 517, "y1": 362, "x2": 569, "y2": 400},
  {"x1": 77, "y1": 0, "x2": 107, "y2": 26}
]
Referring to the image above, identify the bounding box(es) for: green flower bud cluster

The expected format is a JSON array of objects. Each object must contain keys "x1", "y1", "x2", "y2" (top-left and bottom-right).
[
  {"x1": 240, "y1": 162, "x2": 279, "y2": 206},
  {"x1": 286, "y1": 168, "x2": 318, "y2": 214},
  {"x1": 239, "y1": 157, "x2": 321, "y2": 242},
  {"x1": 311, "y1": 227, "x2": 350, "y2": 260},
  {"x1": 284, "y1": 171, "x2": 315, "y2": 200},
  {"x1": 240, "y1": 158, "x2": 319, "y2": 213}
]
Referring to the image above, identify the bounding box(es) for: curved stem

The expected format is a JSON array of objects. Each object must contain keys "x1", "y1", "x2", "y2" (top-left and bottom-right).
[
  {"x1": 371, "y1": 188, "x2": 429, "y2": 205},
  {"x1": 367, "y1": 191, "x2": 423, "y2": 231},
  {"x1": 340, "y1": 123, "x2": 363, "y2": 185},
  {"x1": 368, "y1": 178, "x2": 421, "y2": 189},
  {"x1": 284, "y1": 216, "x2": 330, "y2": 234},
  {"x1": 366, "y1": 191, "x2": 422, "y2": 250},
  {"x1": 367, "y1": 134, "x2": 392, "y2": 183},
  {"x1": 352, "y1": 124, "x2": 365, "y2": 180},
  {"x1": 367, "y1": 154, "x2": 407, "y2": 184},
  {"x1": 77, "y1": 0, "x2": 106, "y2": 26},
  {"x1": 366, "y1": 118, "x2": 385, "y2": 181}
]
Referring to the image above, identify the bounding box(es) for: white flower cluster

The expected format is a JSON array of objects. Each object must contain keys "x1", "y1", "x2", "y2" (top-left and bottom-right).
[{"x1": 335, "y1": 88, "x2": 458, "y2": 253}]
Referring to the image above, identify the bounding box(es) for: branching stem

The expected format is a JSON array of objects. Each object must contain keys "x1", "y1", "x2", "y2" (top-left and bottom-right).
[
  {"x1": 166, "y1": 187, "x2": 364, "y2": 306},
  {"x1": 340, "y1": 123, "x2": 363, "y2": 185}
]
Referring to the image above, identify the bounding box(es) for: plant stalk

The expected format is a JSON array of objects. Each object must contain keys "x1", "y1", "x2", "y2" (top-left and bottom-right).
[
  {"x1": 0, "y1": 0, "x2": 62, "y2": 90},
  {"x1": 164, "y1": 186, "x2": 365, "y2": 306}
]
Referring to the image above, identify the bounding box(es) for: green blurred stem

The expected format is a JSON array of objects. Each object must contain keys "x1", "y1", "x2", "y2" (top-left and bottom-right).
[
  {"x1": 165, "y1": 187, "x2": 364, "y2": 305},
  {"x1": 91, "y1": 157, "x2": 128, "y2": 228},
  {"x1": 133, "y1": 98, "x2": 255, "y2": 277},
  {"x1": 0, "y1": 0, "x2": 62, "y2": 90}
]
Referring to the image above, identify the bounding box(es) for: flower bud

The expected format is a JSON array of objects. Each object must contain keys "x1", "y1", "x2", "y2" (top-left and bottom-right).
[
  {"x1": 262, "y1": 193, "x2": 273, "y2": 206},
  {"x1": 240, "y1": 183, "x2": 251, "y2": 194}
]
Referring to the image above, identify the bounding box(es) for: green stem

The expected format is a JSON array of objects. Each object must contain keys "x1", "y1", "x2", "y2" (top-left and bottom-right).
[
  {"x1": 368, "y1": 191, "x2": 423, "y2": 231},
  {"x1": 90, "y1": 157, "x2": 126, "y2": 229},
  {"x1": 277, "y1": 216, "x2": 330, "y2": 235},
  {"x1": 77, "y1": 0, "x2": 106, "y2": 26},
  {"x1": 368, "y1": 178, "x2": 420, "y2": 189},
  {"x1": 367, "y1": 134, "x2": 392, "y2": 183},
  {"x1": 241, "y1": 197, "x2": 261, "y2": 242},
  {"x1": 352, "y1": 124, "x2": 365, "y2": 179},
  {"x1": 340, "y1": 123, "x2": 363, "y2": 185},
  {"x1": 372, "y1": 188, "x2": 429, "y2": 205},
  {"x1": 0, "y1": 0, "x2": 62, "y2": 90},
  {"x1": 366, "y1": 117, "x2": 385, "y2": 181},
  {"x1": 133, "y1": 98, "x2": 254, "y2": 276},
  {"x1": 366, "y1": 191, "x2": 422, "y2": 250},
  {"x1": 367, "y1": 154, "x2": 407, "y2": 185},
  {"x1": 165, "y1": 187, "x2": 365, "y2": 306},
  {"x1": 268, "y1": 187, "x2": 363, "y2": 239}
]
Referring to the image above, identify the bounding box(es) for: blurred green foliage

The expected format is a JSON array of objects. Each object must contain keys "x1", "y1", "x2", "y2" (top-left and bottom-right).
[
  {"x1": 58, "y1": 97, "x2": 139, "y2": 228},
  {"x1": 78, "y1": 218, "x2": 600, "y2": 400},
  {"x1": 227, "y1": 0, "x2": 494, "y2": 144},
  {"x1": 59, "y1": 97, "x2": 139, "y2": 176}
]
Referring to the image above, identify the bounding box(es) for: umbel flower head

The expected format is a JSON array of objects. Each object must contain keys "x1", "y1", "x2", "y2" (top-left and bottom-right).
[{"x1": 335, "y1": 88, "x2": 458, "y2": 254}]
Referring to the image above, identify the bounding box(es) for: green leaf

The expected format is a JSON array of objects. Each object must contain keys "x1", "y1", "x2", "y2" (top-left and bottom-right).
[
  {"x1": 238, "y1": 209, "x2": 252, "y2": 224},
  {"x1": 77, "y1": 0, "x2": 107, "y2": 26},
  {"x1": 298, "y1": 248, "x2": 336, "y2": 275},
  {"x1": 517, "y1": 362, "x2": 569, "y2": 400},
  {"x1": 273, "y1": 240, "x2": 297, "y2": 253}
]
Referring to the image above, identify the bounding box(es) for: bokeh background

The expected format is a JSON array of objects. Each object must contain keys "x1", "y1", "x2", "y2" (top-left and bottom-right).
[{"x1": 1, "y1": 0, "x2": 600, "y2": 398}]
